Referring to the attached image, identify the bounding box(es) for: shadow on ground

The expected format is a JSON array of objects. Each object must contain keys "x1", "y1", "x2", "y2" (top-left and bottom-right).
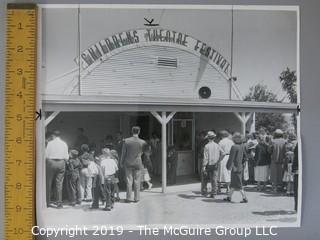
[
  {"x1": 266, "y1": 217, "x2": 297, "y2": 223},
  {"x1": 252, "y1": 210, "x2": 296, "y2": 216},
  {"x1": 202, "y1": 198, "x2": 228, "y2": 203},
  {"x1": 177, "y1": 193, "x2": 204, "y2": 200}
]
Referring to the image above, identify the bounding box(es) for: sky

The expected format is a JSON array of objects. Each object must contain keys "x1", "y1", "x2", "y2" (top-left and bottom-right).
[
  {"x1": 42, "y1": 6, "x2": 297, "y2": 100},
  {"x1": 232, "y1": 10, "x2": 297, "y2": 98}
]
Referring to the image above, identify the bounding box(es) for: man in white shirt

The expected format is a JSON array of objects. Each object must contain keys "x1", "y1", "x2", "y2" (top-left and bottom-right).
[
  {"x1": 100, "y1": 148, "x2": 118, "y2": 211},
  {"x1": 46, "y1": 130, "x2": 69, "y2": 208},
  {"x1": 202, "y1": 131, "x2": 225, "y2": 198}
]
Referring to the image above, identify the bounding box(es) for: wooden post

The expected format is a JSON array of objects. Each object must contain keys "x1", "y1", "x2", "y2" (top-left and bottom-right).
[
  {"x1": 150, "y1": 111, "x2": 176, "y2": 193},
  {"x1": 161, "y1": 112, "x2": 167, "y2": 193},
  {"x1": 234, "y1": 112, "x2": 251, "y2": 136},
  {"x1": 240, "y1": 112, "x2": 246, "y2": 136},
  {"x1": 250, "y1": 112, "x2": 256, "y2": 133}
]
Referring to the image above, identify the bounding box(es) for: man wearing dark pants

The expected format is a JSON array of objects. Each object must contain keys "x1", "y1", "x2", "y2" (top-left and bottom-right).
[
  {"x1": 120, "y1": 126, "x2": 146, "y2": 203},
  {"x1": 46, "y1": 130, "x2": 69, "y2": 208},
  {"x1": 202, "y1": 131, "x2": 225, "y2": 198}
]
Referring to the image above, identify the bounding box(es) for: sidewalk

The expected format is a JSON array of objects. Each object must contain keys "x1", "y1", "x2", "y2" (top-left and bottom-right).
[{"x1": 39, "y1": 183, "x2": 298, "y2": 228}]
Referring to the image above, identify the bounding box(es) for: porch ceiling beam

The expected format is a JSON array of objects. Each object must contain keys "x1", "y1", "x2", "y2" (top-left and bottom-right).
[{"x1": 45, "y1": 111, "x2": 60, "y2": 127}]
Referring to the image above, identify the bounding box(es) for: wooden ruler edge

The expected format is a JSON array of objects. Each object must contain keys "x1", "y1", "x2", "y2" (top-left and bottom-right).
[{"x1": 5, "y1": 3, "x2": 38, "y2": 240}]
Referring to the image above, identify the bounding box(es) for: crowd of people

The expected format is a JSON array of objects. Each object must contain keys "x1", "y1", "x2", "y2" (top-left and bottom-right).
[
  {"x1": 45, "y1": 126, "x2": 160, "y2": 211},
  {"x1": 196, "y1": 127, "x2": 299, "y2": 211},
  {"x1": 46, "y1": 125, "x2": 299, "y2": 212}
]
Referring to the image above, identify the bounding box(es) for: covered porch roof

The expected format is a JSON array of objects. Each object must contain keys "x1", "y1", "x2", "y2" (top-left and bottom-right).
[{"x1": 42, "y1": 94, "x2": 297, "y2": 113}]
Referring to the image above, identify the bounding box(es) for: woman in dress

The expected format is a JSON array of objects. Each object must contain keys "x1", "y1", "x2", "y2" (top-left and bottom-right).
[
  {"x1": 224, "y1": 132, "x2": 248, "y2": 203},
  {"x1": 218, "y1": 130, "x2": 234, "y2": 193},
  {"x1": 254, "y1": 135, "x2": 271, "y2": 191},
  {"x1": 141, "y1": 144, "x2": 153, "y2": 190},
  {"x1": 270, "y1": 129, "x2": 287, "y2": 192}
]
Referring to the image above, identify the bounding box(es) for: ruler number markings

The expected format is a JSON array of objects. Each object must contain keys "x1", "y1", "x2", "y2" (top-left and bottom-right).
[{"x1": 5, "y1": 4, "x2": 37, "y2": 240}]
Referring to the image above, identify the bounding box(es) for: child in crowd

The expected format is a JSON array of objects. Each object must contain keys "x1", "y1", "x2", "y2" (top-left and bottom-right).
[
  {"x1": 89, "y1": 153, "x2": 105, "y2": 209},
  {"x1": 100, "y1": 148, "x2": 118, "y2": 211},
  {"x1": 79, "y1": 144, "x2": 94, "y2": 202},
  {"x1": 141, "y1": 145, "x2": 153, "y2": 190},
  {"x1": 110, "y1": 150, "x2": 121, "y2": 201},
  {"x1": 66, "y1": 149, "x2": 82, "y2": 206},
  {"x1": 283, "y1": 143, "x2": 294, "y2": 196}
]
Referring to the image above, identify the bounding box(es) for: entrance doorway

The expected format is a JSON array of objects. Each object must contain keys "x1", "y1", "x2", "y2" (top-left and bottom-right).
[
  {"x1": 169, "y1": 117, "x2": 195, "y2": 176},
  {"x1": 127, "y1": 113, "x2": 162, "y2": 141}
]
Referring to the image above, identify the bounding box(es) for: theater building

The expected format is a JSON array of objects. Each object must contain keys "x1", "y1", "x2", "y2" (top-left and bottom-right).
[{"x1": 38, "y1": 6, "x2": 297, "y2": 198}]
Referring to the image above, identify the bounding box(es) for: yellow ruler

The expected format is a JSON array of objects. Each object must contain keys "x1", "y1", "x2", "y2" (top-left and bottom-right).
[{"x1": 5, "y1": 3, "x2": 37, "y2": 240}]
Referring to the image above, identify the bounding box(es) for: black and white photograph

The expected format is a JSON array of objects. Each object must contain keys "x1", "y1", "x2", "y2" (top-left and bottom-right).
[{"x1": 36, "y1": 4, "x2": 301, "y2": 228}]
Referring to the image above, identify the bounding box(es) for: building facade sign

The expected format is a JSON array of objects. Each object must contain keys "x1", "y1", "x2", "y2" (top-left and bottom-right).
[{"x1": 78, "y1": 28, "x2": 232, "y2": 79}]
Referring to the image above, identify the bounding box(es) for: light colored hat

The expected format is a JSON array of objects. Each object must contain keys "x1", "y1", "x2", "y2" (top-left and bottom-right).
[
  {"x1": 206, "y1": 131, "x2": 216, "y2": 139},
  {"x1": 275, "y1": 129, "x2": 284, "y2": 135}
]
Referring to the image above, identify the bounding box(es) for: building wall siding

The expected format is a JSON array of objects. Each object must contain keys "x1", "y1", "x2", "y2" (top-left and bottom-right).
[{"x1": 81, "y1": 46, "x2": 230, "y2": 99}]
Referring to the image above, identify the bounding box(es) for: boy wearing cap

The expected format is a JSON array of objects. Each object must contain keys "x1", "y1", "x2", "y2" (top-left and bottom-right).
[
  {"x1": 66, "y1": 149, "x2": 82, "y2": 206},
  {"x1": 202, "y1": 131, "x2": 226, "y2": 198}
]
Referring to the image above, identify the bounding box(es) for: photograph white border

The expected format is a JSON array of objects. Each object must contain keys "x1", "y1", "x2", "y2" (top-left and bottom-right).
[{"x1": 36, "y1": 4, "x2": 301, "y2": 229}]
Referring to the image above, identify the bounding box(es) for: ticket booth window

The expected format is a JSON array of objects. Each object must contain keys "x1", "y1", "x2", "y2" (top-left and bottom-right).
[{"x1": 173, "y1": 120, "x2": 193, "y2": 151}]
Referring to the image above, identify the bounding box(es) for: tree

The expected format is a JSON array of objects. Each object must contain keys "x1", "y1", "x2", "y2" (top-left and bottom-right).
[
  {"x1": 244, "y1": 84, "x2": 278, "y2": 102},
  {"x1": 279, "y1": 67, "x2": 297, "y2": 103},
  {"x1": 244, "y1": 84, "x2": 286, "y2": 133},
  {"x1": 280, "y1": 68, "x2": 297, "y2": 128}
]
